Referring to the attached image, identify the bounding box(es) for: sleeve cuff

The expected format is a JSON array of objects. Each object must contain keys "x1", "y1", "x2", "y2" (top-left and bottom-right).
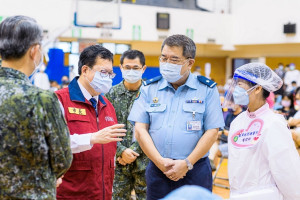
[
  {"x1": 116, "y1": 145, "x2": 127, "y2": 158},
  {"x1": 70, "y1": 133, "x2": 93, "y2": 154}
]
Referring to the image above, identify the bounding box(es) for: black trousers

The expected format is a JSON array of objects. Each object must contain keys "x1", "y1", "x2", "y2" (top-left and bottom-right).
[{"x1": 145, "y1": 157, "x2": 212, "y2": 200}]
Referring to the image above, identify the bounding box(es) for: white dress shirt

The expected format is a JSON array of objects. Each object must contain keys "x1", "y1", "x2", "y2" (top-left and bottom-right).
[{"x1": 58, "y1": 81, "x2": 99, "y2": 154}]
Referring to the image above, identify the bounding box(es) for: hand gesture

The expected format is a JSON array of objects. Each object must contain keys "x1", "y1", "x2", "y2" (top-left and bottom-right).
[
  {"x1": 90, "y1": 124, "x2": 126, "y2": 144},
  {"x1": 164, "y1": 160, "x2": 188, "y2": 181}
]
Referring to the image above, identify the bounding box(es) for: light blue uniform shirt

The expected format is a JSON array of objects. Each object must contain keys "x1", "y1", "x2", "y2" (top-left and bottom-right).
[{"x1": 128, "y1": 73, "x2": 225, "y2": 159}]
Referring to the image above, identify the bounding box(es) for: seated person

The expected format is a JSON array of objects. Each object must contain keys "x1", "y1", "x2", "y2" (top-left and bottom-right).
[
  {"x1": 209, "y1": 102, "x2": 243, "y2": 168},
  {"x1": 289, "y1": 87, "x2": 300, "y2": 148},
  {"x1": 278, "y1": 92, "x2": 297, "y2": 120}
]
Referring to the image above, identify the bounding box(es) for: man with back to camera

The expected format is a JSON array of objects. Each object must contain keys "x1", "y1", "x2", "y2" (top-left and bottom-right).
[
  {"x1": 0, "y1": 15, "x2": 73, "y2": 199},
  {"x1": 55, "y1": 45, "x2": 126, "y2": 200},
  {"x1": 128, "y1": 34, "x2": 225, "y2": 200},
  {"x1": 105, "y1": 50, "x2": 148, "y2": 200}
]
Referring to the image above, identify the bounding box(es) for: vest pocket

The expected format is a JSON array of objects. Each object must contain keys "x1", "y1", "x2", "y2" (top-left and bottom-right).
[{"x1": 67, "y1": 113, "x2": 90, "y2": 122}]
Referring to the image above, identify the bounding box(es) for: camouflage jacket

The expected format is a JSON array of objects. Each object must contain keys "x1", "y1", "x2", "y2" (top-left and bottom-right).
[
  {"x1": 0, "y1": 67, "x2": 73, "y2": 200},
  {"x1": 105, "y1": 81, "x2": 142, "y2": 158}
]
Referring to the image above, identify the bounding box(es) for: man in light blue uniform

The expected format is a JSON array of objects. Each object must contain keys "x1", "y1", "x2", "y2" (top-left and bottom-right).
[{"x1": 128, "y1": 34, "x2": 225, "y2": 200}]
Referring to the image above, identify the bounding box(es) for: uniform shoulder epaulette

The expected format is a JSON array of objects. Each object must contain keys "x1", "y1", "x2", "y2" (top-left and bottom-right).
[
  {"x1": 197, "y1": 75, "x2": 217, "y2": 88},
  {"x1": 142, "y1": 75, "x2": 162, "y2": 86}
]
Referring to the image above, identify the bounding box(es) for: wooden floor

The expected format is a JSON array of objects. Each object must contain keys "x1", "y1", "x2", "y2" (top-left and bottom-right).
[{"x1": 212, "y1": 158, "x2": 230, "y2": 199}]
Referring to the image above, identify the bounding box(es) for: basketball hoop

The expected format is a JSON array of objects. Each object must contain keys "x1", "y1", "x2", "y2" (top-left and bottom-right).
[{"x1": 96, "y1": 22, "x2": 113, "y2": 28}]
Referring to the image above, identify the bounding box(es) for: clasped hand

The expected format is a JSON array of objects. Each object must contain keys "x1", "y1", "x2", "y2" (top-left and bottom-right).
[
  {"x1": 159, "y1": 158, "x2": 188, "y2": 182},
  {"x1": 117, "y1": 148, "x2": 140, "y2": 166}
]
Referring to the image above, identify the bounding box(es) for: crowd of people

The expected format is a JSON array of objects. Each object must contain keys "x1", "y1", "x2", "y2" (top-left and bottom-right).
[{"x1": 1, "y1": 15, "x2": 300, "y2": 200}]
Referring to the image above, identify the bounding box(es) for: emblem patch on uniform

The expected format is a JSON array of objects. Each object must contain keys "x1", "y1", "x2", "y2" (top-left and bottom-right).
[
  {"x1": 135, "y1": 91, "x2": 141, "y2": 100},
  {"x1": 68, "y1": 107, "x2": 86, "y2": 115},
  {"x1": 231, "y1": 119, "x2": 264, "y2": 148},
  {"x1": 153, "y1": 97, "x2": 159, "y2": 103}
]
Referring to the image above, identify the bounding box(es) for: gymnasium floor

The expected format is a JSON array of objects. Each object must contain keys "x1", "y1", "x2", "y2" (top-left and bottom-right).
[{"x1": 212, "y1": 158, "x2": 230, "y2": 199}]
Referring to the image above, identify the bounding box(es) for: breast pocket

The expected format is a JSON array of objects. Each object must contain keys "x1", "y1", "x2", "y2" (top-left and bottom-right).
[
  {"x1": 182, "y1": 103, "x2": 205, "y2": 131},
  {"x1": 146, "y1": 104, "x2": 167, "y2": 130},
  {"x1": 67, "y1": 114, "x2": 92, "y2": 133}
]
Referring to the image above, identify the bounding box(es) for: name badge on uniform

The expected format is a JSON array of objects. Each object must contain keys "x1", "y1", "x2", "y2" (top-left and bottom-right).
[
  {"x1": 150, "y1": 103, "x2": 161, "y2": 107},
  {"x1": 186, "y1": 111, "x2": 201, "y2": 131},
  {"x1": 186, "y1": 97, "x2": 204, "y2": 104},
  {"x1": 187, "y1": 121, "x2": 201, "y2": 131},
  {"x1": 68, "y1": 107, "x2": 86, "y2": 115}
]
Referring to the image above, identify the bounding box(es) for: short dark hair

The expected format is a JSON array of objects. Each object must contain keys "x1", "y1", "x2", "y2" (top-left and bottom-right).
[
  {"x1": 161, "y1": 34, "x2": 196, "y2": 59},
  {"x1": 120, "y1": 50, "x2": 145, "y2": 66},
  {"x1": 78, "y1": 45, "x2": 114, "y2": 75},
  {"x1": 0, "y1": 15, "x2": 43, "y2": 60},
  {"x1": 295, "y1": 87, "x2": 300, "y2": 95},
  {"x1": 247, "y1": 81, "x2": 270, "y2": 100}
]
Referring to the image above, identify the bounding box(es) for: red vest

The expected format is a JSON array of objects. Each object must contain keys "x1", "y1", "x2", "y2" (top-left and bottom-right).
[{"x1": 55, "y1": 78, "x2": 117, "y2": 200}]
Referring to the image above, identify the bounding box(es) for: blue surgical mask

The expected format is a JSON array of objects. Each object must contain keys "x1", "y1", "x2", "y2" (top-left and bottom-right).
[
  {"x1": 160, "y1": 62, "x2": 184, "y2": 83},
  {"x1": 122, "y1": 69, "x2": 143, "y2": 83},
  {"x1": 86, "y1": 71, "x2": 112, "y2": 94},
  {"x1": 233, "y1": 85, "x2": 257, "y2": 105},
  {"x1": 279, "y1": 65, "x2": 284, "y2": 70},
  {"x1": 290, "y1": 65, "x2": 296, "y2": 71}
]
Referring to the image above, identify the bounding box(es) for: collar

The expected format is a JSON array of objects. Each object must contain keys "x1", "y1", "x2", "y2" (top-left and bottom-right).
[
  {"x1": 116, "y1": 80, "x2": 142, "y2": 95},
  {"x1": 78, "y1": 81, "x2": 99, "y2": 103},
  {"x1": 0, "y1": 66, "x2": 30, "y2": 82},
  {"x1": 247, "y1": 103, "x2": 269, "y2": 118},
  {"x1": 69, "y1": 76, "x2": 106, "y2": 105},
  {"x1": 158, "y1": 73, "x2": 197, "y2": 90}
]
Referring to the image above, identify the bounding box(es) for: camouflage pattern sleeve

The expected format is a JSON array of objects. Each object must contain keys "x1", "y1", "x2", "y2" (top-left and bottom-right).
[
  {"x1": 129, "y1": 141, "x2": 143, "y2": 155},
  {"x1": 116, "y1": 142, "x2": 127, "y2": 158},
  {"x1": 105, "y1": 89, "x2": 128, "y2": 158},
  {"x1": 38, "y1": 92, "x2": 73, "y2": 178}
]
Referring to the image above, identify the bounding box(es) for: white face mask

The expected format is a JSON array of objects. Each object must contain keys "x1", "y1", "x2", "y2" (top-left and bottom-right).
[
  {"x1": 30, "y1": 50, "x2": 43, "y2": 82},
  {"x1": 86, "y1": 71, "x2": 112, "y2": 94},
  {"x1": 160, "y1": 62, "x2": 186, "y2": 83},
  {"x1": 122, "y1": 69, "x2": 143, "y2": 83},
  {"x1": 39, "y1": 64, "x2": 46, "y2": 72}
]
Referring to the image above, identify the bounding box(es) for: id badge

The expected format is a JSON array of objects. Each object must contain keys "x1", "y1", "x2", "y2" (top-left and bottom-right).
[{"x1": 187, "y1": 121, "x2": 201, "y2": 131}]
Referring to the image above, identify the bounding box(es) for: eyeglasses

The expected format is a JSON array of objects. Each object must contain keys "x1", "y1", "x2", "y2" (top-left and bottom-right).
[
  {"x1": 121, "y1": 65, "x2": 143, "y2": 71},
  {"x1": 159, "y1": 56, "x2": 189, "y2": 65},
  {"x1": 92, "y1": 69, "x2": 116, "y2": 79}
]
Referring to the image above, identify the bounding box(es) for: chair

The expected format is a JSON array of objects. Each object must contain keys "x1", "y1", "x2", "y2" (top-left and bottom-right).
[{"x1": 212, "y1": 154, "x2": 229, "y2": 189}]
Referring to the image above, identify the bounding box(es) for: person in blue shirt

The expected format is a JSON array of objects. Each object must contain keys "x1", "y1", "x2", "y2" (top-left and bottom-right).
[{"x1": 128, "y1": 34, "x2": 225, "y2": 200}]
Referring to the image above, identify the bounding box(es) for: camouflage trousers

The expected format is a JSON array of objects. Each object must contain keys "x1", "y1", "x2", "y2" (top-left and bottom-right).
[{"x1": 112, "y1": 154, "x2": 148, "y2": 200}]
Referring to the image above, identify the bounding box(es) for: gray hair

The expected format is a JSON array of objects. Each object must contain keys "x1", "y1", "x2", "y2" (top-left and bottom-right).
[
  {"x1": 161, "y1": 34, "x2": 196, "y2": 59},
  {"x1": 0, "y1": 15, "x2": 43, "y2": 60}
]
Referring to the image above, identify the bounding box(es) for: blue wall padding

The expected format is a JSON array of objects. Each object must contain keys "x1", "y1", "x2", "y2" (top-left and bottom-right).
[{"x1": 45, "y1": 48, "x2": 69, "y2": 84}]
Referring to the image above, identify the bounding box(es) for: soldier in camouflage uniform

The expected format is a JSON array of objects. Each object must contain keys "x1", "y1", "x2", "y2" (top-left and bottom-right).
[
  {"x1": 0, "y1": 16, "x2": 73, "y2": 199},
  {"x1": 106, "y1": 50, "x2": 148, "y2": 200}
]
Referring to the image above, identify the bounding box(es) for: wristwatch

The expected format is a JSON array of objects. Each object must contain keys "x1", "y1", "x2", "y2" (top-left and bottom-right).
[{"x1": 184, "y1": 158, "x2": 193, "y2": 170}]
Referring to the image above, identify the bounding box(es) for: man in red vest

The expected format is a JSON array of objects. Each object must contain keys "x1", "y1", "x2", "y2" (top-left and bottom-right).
[{"x1": 56, "y1": 45, "x2": 126, "y2": 200}]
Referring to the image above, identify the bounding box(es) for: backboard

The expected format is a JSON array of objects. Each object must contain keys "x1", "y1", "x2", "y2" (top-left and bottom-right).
[{"x1": 74, "y1": 0, "x2": 121, "y2": 29}]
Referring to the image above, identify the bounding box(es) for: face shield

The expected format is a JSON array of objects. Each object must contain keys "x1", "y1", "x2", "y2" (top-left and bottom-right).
[
  {"x1": 223, "y1": 62, "x2": 283, "y2": 109},
  {"x1": 223, "y1": 75, "x2": 258, "y2": 108}
]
